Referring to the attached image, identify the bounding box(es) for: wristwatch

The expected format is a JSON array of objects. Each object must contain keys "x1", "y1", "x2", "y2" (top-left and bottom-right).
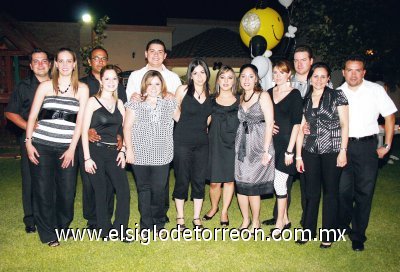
[{"x1": 382, "y1": 144, "x2": 391, "y2": 150}]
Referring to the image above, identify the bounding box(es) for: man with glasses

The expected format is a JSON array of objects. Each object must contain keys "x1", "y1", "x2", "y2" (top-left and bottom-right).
[
  {"x1": 5, "y1": 48, "x2": 51, "y2": 233},
  {"x1": 79, "y1": 46, "x2": 127, "y2": 229}
]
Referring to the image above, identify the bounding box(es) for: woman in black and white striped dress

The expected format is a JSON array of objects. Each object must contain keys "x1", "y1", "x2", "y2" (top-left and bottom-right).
[{"x1": 25, "y1": 48, "x2": 89, "y2": 246}]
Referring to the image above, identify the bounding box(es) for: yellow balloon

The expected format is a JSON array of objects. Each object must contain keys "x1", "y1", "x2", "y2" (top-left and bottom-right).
[{"x1": 240, "y1": 7, "x2": 284, "y2": 50}]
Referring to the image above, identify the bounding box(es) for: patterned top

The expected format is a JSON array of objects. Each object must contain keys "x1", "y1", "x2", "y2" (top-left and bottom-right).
[
  {"x1": 33, "y1": 96, "x2": 80, "y2": 147},
  {"x1": 303, "y1": 87, "x2": 348, "y2": 154},
  {"x1": 125, "y1": 98, "x2": 176, "y2": 165}
]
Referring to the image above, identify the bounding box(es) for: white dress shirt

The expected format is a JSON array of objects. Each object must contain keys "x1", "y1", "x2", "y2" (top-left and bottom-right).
[
  {"x1": 125, "y1": 64, "x2": 182, "y2": 100},
  {"x1": 339, "y1": 79, "x2": 397, "y2": 137}
]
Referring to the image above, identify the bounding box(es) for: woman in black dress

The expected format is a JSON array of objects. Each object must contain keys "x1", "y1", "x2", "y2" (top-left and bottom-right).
[
  {"x1": 203, "y1": 65, "x2": 239, "y2": 227},
  {"x1": 267, "y1": 60, "x2": 303, "y2": 237}
]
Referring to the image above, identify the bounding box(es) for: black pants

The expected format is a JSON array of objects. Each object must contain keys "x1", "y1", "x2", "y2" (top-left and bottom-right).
[
  {"x1": 133, "y1": 164, "x2": 169, "y2": 230},
  {"x1": 339, "y1": 138, "x2": 378, "y2": 243},
  {"x1": 19, "y1": 134, "x2": 35, "y2": 227},
  {"x1": 88, "y1": 144, "x2": 130, "y2": 237},
  {"x1": 30, "y1": 143, "x2": 77, "y2": 243},
  {"x1": 303, "y1": 150, "x2": 342, "y2": 242},
  {"x1": 173, "y1": 144, "x2": 208, "y2": 200},
  {"x1": 78, "y1": 142, "x2": 114, "y2": 226}
]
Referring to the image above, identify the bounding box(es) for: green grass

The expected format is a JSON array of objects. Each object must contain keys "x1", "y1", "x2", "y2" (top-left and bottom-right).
[{"x1": 1, "y1": 150, "x2": 400, "y2": 271}]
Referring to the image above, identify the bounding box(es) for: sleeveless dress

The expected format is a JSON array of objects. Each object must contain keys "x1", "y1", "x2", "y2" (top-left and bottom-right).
[
  {"x1": 207, "y1": 95, "x2": 239, "y2": 182},
  {"x1": 234, "y1": 95, "x2": 275, "y2": 196}
]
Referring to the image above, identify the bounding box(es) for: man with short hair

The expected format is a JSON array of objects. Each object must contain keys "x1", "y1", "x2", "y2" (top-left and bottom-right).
[
  {"x1": 262, "y1": 45, "x2": 314, "y2": 227},
  {"x1": 79, "y1": 46, "x2": 127, "y2": 229},
  {"x1": 126, "y1": 39, "x2": 182, "y2": 223},
  {"x1": 126, "y1": 39, "x2": 181, "y2": 99},
  {"x1": 5, "y1": 48, "x2": 51, "y2": 233},
  {"x1": 338, "y1": 55, "x2": 397, "y2": 251}
]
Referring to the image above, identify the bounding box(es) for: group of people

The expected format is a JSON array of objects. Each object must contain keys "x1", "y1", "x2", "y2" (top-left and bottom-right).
[{"x1": 5, "y1": 40, "x2": 397, "y2": 252}]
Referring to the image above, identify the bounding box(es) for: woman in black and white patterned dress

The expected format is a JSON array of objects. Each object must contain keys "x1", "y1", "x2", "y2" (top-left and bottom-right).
[
  {"x1": 295, "y1": 62, "x2": 349, "y2": 248},
  {"x1": 124, "y1": 70, "x2": 179, "y2": 235},
  {"x1": 25, "y1": 48, "x2": 89, "y2": 246}
]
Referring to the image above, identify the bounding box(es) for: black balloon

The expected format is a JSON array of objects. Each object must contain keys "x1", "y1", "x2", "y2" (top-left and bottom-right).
[{"x1": 250, "y1": 35, "x2": 267, "y2": 57}]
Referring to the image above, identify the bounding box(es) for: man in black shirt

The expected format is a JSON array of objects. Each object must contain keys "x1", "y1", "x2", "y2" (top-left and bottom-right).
[
  {"x1": 5, "y1": 48, "x2": 51, "y2": 233},
  {"x1": 79, "y1": 46, "x2": 126, "y2": 229}
]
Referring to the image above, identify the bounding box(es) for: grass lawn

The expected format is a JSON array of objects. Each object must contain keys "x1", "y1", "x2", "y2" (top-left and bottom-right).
[{"x1": 1, "y1": 143, "x2": 400, "y2": 271}]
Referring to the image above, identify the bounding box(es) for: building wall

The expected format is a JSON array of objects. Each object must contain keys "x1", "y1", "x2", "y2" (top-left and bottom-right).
[{"x1": 103, "y1": 25, "x2": 174, "y2": 72}]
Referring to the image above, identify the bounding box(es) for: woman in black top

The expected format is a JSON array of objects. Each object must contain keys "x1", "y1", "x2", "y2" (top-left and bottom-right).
[
  {"x1": 267, "y1": 60, "x2": 303, "y2": 238},
  {"x1": 203, "y1": 65, "x2": 239, "y2": 227},
  {"x1": 173, "y1": 58, "x2": 212, "y2": 229},
  {"x1": 295, "y1": 62, "x2": 349, "y2": 248},
  {"x1": 82, "y1": 65, "x2": 130, "y2": 241}
]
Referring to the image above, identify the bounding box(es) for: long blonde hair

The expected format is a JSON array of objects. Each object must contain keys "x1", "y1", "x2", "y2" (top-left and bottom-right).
[{"x1": 51, "y1": 48, "x2": 79, "y2": 95}]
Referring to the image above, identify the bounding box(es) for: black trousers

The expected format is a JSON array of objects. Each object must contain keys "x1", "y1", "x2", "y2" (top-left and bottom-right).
[
  {"x1": 173, "y1": 144, "x2": 208, "y2": 200},
  {"x1": 78, "y1": 142, "x2": 114, "y2": 226},
  {"x1": 88, "y1": 144, "x2": 130, "y2": 237},
  {"x1": 303, "y1": 150, "x2": 342, "y2": 242},
  {"x1": 339, "y1": 138, "x2": 378, "y2": 243},
  {"x1": 30, "y1": 143, "x2": 77, "y2": 243},
  {"x1": 133, "y1": 164, "x2": 169, "y2": 230},
  {"x1": 19, "y1": 134, "x2": 35, "y2": 227}
]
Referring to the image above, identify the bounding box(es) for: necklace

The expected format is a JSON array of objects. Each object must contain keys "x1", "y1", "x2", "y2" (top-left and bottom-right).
[
  {"x1": 58, "y1": 83, "x2": 71, "y2": 94},
  {"x1": 243, "y1": 91, "x2": 255, "y2": 102},
  {"x1": 106, "y1": 104, "x2": 113, "y2": 111},
  {"x1": 195, "y1": 89, "x2": 204, "y2": 99}
]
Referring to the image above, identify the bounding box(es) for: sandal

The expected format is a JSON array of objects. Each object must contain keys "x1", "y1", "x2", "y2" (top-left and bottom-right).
[
  {"x1": 176, "y1": 217, "x2": 186, "y2": 230},
  {"x1": 47, "y1": 240, "x2": 60, "y2": 247},
  {"x1": 192, "y1": 218, "x2": 204, "y2": 229}
]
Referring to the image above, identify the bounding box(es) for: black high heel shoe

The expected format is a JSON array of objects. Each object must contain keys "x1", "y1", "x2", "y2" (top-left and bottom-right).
[
  {"x1": 270, "y1": 228, "x2": 282, "y2": 239},
  {"x1": 192, "y1": 218, "x2": 203, "y2": 229},
  {"x1": 176, "y1": 217, "x2": 186, "y2": 230},
  {"x1": 238, "y1": 220, "x2": 252, "y2": 231},
  {"x1": 202, "y1": 208, "x2": 219, "y2": 221}
]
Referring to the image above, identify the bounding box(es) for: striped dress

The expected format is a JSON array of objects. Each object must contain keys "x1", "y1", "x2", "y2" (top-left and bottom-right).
[{"x1": 33, "y1": 96, "x2": 80, "y2": 147}]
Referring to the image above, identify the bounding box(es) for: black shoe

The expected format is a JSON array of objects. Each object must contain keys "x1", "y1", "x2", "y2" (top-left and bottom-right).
[
  {"x1": 270, "y1": 228, "x2": 282, "y2": 239},
  {"x1": 25, "y1": 225, "x2": 36, "y2": 233},
  {"x1": 295, "y1": 240, "x2": 308, "y2": 245},
  {"x1": 202, "y1": 208, "x2": 219, "y2": 221},
  {"x1": 220, "y1": 220, "x2": 229, "y2": 227},
  {"x1": 262, "y1": 218, "x2": 276, "y2": 226},
  {"x1": 352, "y1": 241, "x2": 364, "y2": 251},
  {"x1": 176, "y1": 217, "x2": 186, "y2": 230},
  {"x1": 47, "y1": 240, "x2": 60, "y2": 247},
  {"x1": 283, "y1": 222, "x2": 292, "y2": 230},
  {"x1": 192, "y1": 218, "x2": 204, "y2": 229},
  {"x1": 320, "y1": 242, "x2": 332, "y2": 249}
]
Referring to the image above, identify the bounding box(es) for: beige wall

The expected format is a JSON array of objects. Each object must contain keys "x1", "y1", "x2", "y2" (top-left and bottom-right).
[{"x1": 103, "y1": 25, "x2": 174, "y2": 72}]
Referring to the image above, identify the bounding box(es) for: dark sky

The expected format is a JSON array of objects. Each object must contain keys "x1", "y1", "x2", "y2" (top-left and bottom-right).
[{"x1": 4, "y1": 0, "x2": 284, "y2": 25}]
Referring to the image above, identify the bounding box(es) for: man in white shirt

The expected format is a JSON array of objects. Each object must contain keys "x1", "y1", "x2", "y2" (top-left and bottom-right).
[
  {"x1": 125, "y1": 39, "x2": 181, "y2": 224},
  {"x1": 125, "y1": 39, "x2": 181, "y2": 100},
  {"x1": 338, "y1": 55, "x2": 397, "y2": 251}
]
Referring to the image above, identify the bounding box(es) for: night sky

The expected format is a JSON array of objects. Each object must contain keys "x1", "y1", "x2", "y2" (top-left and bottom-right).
[{"x1": 3, "y1": 0, "x2": 284, "y2": 25}]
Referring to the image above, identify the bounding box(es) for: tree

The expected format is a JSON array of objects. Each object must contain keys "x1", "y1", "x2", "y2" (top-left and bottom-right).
[
  {"x1": 292, "y1": 0, "x2": 400, "y2": 86},
  {"x1": 79, "y1": 15, "x2": 110, "y2": 74}
]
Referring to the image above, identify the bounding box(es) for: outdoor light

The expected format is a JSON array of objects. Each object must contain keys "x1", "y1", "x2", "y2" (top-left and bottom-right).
[{"x1": 82, "y1": 13, "x2": 92, "y2": 23}]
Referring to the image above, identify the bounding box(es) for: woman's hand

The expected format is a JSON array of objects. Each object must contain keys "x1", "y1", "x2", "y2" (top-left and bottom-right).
[
  {"x1": 296, "y1": 158, "x2": 305, "y2": 173},
  {"x1": 85, "y1": 159, "x2": 97, "y2": 174},
  {"x1": 125, "y1": 149, "x2": 135, "y2": 164},
  {"x1": 284, "y1": 153, "x2": 294, "y2": 166},
  {"x1": 60, "y1": 148, "x2": 75, "y2": 168},
  {"x1": 116, "y1": 151, "x2": 126, "y2": 169},
  {"x1": 337, "y1": 150, "x2": 347, "y2": 167},
  {"x1": 261, "y1": 152, "x2": 272, "y2": 166},
  {"x1": 26, "y1": 142, "x2": 40, "y2": 165}
]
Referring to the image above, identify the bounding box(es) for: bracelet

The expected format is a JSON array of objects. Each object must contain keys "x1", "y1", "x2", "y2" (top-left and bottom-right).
[
  {"x1": 119, "y1": 150, "x2": 126, "y2": 154},
  {"x1": 84, "y1": 158, "x2": 92, "y2": 162},
  {"x1": 285, "y1": 151, "x2": 294, "y2": 157},
  {"x1": 24, "y1": 137, "x2": 32, "y2": 143},
  {"x1": 340, "y1": 147, "x2": 347, "y2": 151},
  {"x1": 295, "y1": 157, "x2": 302, "y2": 160}
]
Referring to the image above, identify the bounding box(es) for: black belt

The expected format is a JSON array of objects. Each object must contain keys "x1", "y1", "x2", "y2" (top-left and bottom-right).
[
  {"x1": 93, "y1": 142, "x2": 118, "y2": 149},
  {"x1": 238, "y1": 120, "x2": 265, "y2": 162},
  {"x1": 38, "y1": 109, "x2": 77, "y2": 123},
  {"x1": 349, "y1": 135, "x2": 376, "y2": 142}
]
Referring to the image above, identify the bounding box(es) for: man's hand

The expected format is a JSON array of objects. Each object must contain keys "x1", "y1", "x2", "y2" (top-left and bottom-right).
[
  {"x1": 116, "y1": 134, "x2": 123, "y2": 150},
  {"x1": 273, "y1": 123, "x2": 279, "y2": 135},
  {"x1": 303, "y1": 122, "x2": 310, "y2": 135},
  {"x1": 88, "y1": 128, "x2": 101, "y2": 142},
  {"x1": 130, "y1": 93, "x2": 142, "y2": 102},
  {"x1": 377, "y1": 146, "x2": 390, "y2": 159},
  {"x1": 164, "y1": 92, "x2": 175, "y2": 100}
]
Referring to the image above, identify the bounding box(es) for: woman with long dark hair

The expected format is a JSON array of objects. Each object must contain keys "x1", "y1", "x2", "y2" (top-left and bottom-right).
[
  {"x1": 25, "y1": 48, "x2": 89, "y2": 246},
  {"x1": 82, "y1": 65, "x2": 130, "y2": 241},
  {"x1": 173, "y1": 58, "x2": 212, "y2": 229},
  {"x1": 296, "y1": 62, "x2": 349, "y2": 248},
  {"x1": 203, "y1": 65, "x2": 239, "y2": 227}
]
